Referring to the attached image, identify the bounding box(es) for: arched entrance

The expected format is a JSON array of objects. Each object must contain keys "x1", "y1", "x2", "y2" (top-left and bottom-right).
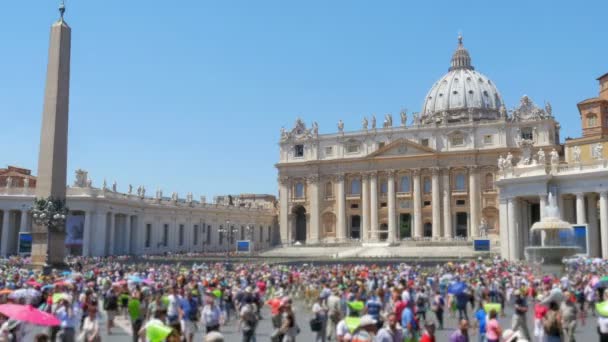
[
  {"x1": 423, "y1": 222, "x2": 433, "y2": 237},
  {"x1": 293, "y1": 206, "x2": 307, "y2": 243},
  {"x1": 350, "y1": 215, "x2": 361, "y2": 239}
]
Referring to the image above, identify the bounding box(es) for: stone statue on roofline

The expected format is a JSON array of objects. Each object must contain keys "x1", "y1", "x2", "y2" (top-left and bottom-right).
[
  {"x1": 362, "y1": 117, "x2": 368, "y2": 130},
  {"x1": 537, "y1": 149, "x2": 546, "y2": 164},
  {"x1": 400, "y1": 109, "x2": 407, "y2": 127},
  {"x1": 572, "y1": 146, "x2": 581, "y2": 163},
  {"x1": 337, "y1": 120, "x2": 344, "y2": 133},
  {"x1": 550, "y1": 148, "x2": 559, "y2": 166},
  {"x1": 371, "y1": 115, "x2": 376, "y2": 129}
]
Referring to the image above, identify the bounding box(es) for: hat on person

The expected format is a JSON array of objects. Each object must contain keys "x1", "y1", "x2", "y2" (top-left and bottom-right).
[
  {"x1": 204, "y1": 331, "x2": 224, "y2": 342},
  {"x1": 358, "y1": 314, "x2": 377, "y2": 327},
  {"x1": 513, "y1": 289, "x2": 521, "y2": 296},
  {"x1": 502, "y1": 329, "x2": 521, "y2": 342}
]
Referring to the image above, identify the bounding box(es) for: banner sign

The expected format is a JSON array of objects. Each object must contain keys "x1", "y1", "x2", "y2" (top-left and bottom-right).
[
  {"x1": 572, "y1": 224, "x2": 588, "y2": 255},
  {"x1": 65, "y1": 215, "x2": 84, "y2": 247},
  {"x1": 236, "y1": 240, "x2": 251, "y2": 253},
  {"x1": 18, "y1": 233, "x2": 32, "y2": 255},
  {"x1": 473, "y1": 239, "x2": 490, "y2": 252}
]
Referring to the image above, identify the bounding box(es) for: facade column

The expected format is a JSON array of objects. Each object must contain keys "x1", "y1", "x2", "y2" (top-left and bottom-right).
[
  {"x1": 599, "y1": 192, "x2": 608, "y2": 258},
  {"x1": 499, "y1": 198, "x2": 509, "y2": 258},
  {"x1": 125, "y1": 215, "x2": 132, "y2": 255},
  {"x1": 442, "y1": 170, "x2": 452, "y2": 239},
  {"x1": 370, "y1": 172, "x2": 379, "y2": 241},
  {"x1": 109, "y1": 213, "x2": 116, "y2": 255},
  {"x1": 308, "y1": 175, "x2": 320, "y2": 244},
  {"x1": 82, "y1": 211, "x2": 92, "y2": 257},
  {"x1": 94, "y1": 212, "x2": 107, "y2": 257},
  {"x1": 387, "y1": 170, "x2": 396, "y2": 243},
  {"x1": 507, "y1": 197, "x2": 520, "y2": 260},
  {"x1": 279, "y1": 176, "x2": 290, "y2": 245},
  {"x1": 412, "y1": 169, "x2": 423, "y2": 238},
  {"x1": 431, "y1": 168, "x2": 441, "y2": 239},
  {"x1": 576, "y1": 193, "x2": 586, "y2": 225},
  {"x1": 587, "y1": 194, "x2": 599, "y2": 257},
  {"x1": 1, "y1": 211, "x2": 11, "y2": 256},
  {"x1": 19, "y1": 210, "x2": 29, "y2": 233},
  {"x1": 336, "y1": 174, "x2": 347, "y2": 242},
  {"x1": 469, "y1": 166, "x2": 480, "y2": 238},
  {"x1": 361, "y1": 173, "x2": 370, "y2": 242}
]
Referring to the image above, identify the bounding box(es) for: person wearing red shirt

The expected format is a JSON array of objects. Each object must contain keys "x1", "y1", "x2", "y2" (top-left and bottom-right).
[{"x1": 419, "y1": 321, "x2": 436, "y2": 342}]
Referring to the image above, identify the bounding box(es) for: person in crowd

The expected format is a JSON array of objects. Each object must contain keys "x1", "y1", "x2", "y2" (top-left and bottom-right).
[
  {"x1": 449, "y1": 319, "x2": 470, "y2": 342},
  {"x1": 326, "y1": 287, "x2": 342, "y2": 342},
  {"x1": 179, "y1": 289, "x2": 199, "y2": 342},
  {"x1": 486, "y1": 309, "x2": 502, "y2": 342},
  {"x1": 103, "y1": 287, "x2": 119, "y2": 335},
  {"x1": 376, "y1": 312, "x2": 403, "y2": 342},
  {"x1": 560, "y1": 291, "x2": 578, "y2": 342},
  {"x1": 350, "y1": 315, "x2": 377, "y2": 342},
  {"x1": 472, "y1": 303, "x2": 486, "y2": 342},
  {"x1": 312, "y1": 294, "x2": 328, "y2": 342},
  {"x1": 419, "y1": 321, "x2": 437, "y2": 342},
  {"x1": 512, "y1": 289, "x2": 531, "y2": 340},
  {"x1": 431, "y1": 290, "x2": 445, "y2": 330},
  {"x1": 542, "y1": 301, "x2": 562, "y2": 342},
  {"x1": 79, "y1": 307, "x2": 101, "y2": 342},
  {"x1": 239, "y1": 295, "x2": 259, "y2": 342},
  {"x1": 202, "y1": 294, "x2": 223, "y2": 334}
]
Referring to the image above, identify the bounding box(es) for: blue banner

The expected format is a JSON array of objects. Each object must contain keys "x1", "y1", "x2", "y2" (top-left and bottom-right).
[
  {"x1": 474, "y1": 239, "x2": 490, "y2": 251},
  {"x1": 236, "y1": 240, "x2": 251, "y2": 253},
  {"x1": 572, "y1": 225, "x2": 587, "y2": 255},
  {"x1": 18, "y1": 233, "x2": 32, "y2": 255}
]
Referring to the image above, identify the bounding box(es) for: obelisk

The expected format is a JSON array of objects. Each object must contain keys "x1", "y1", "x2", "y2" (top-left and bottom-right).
[{"x1": 31, "y1": 2, "x2": 71, "y2": 269}]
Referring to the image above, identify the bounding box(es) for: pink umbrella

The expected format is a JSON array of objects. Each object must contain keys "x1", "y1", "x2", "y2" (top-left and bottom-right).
[
  {"x1": 26, "y1": 280, "x2": 41, "y2": 288},
  {"x1": 0, "y1": 304, "x2": 60, "y2": 326}
]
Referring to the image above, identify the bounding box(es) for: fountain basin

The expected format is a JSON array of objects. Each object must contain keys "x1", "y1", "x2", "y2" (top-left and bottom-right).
[{"x1": 525, "y1": 246, "x2": 580, "y2": 264}]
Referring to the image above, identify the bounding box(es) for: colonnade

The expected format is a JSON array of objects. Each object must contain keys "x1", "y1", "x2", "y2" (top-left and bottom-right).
[{"x1": 500, "y1": 191, "x2": 608, "y2": 260}]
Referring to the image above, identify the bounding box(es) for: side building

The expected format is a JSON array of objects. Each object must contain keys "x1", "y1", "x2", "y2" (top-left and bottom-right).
[
  {"x1": 0, "y1": 168, "x2": 279, "y2": 257},
  {"x1": 496, "y1": 73, "x2": 608, "y2": 260},
  {"x1": 276, "y1": 37, "x2": 561, "y2": 246}
]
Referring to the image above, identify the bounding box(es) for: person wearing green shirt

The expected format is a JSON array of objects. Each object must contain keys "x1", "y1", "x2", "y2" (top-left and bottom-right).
[{"x1": 128, "y1": 293, "x2": 143, "y2": 342}]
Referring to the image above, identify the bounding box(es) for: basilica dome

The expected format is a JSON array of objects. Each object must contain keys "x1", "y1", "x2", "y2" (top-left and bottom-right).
[{"x1": 421, "y1": 36, "x2": 504, "y2": 124}]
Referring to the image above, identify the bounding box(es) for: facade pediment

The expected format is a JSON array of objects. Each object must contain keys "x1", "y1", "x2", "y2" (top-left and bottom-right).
[{"x1": 367, "y1": 139, "x2": 436, "y2": 158}]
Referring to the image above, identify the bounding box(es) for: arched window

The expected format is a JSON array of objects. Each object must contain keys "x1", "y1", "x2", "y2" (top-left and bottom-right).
[
  {"x1": 454, "y1": 173, "x2": 466, "y2": 191},
  {"x1": 588, "y1": 114, "x2": 598, "y2": 127},
  {"x1": 400, "y1": 176, "x2": 411, "y2": 193},
  {"x1": 325, "y1": 181, "x2": 333, "y2": 198},
  {"x1": 423, "y1": 177, "x2": 432, "y2": 193},
  {"x1": 484, "y1": 173, "x2": 494, "y2": 191},
  {"x1": 294, "y1": 182, "x2": 304, "y2": 198},
  {"x1": 350, "y1": 179, "x2": 361, "y2": 195}
]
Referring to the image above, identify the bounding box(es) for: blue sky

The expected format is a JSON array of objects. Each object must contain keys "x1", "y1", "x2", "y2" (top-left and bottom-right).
[{"x1": 1, "y1": 0, "x2": 606, "y2": 199}]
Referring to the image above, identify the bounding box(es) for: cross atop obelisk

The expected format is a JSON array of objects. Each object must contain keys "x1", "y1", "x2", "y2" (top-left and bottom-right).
[{"x1": 30, "y1": 2, "x2": 72, "y2": 269}]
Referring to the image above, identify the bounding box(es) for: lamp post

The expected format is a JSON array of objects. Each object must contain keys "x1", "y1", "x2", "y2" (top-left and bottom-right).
[{"x1": 218, "y1": 220, "x2": 238, "y2": 259}]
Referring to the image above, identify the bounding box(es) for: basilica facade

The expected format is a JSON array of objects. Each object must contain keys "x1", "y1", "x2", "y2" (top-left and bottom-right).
[{"x1": 277, "y1": 37, "x2": 561, "y2": 246}]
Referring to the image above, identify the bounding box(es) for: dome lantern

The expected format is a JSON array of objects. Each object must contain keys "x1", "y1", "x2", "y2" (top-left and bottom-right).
[{"x1": 449, "y1": 34, "x2": 474, "y2": 71}]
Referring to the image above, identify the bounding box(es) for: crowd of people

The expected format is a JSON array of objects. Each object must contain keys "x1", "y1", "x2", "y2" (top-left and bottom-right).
[{"x1": 0, "y1": 255, "x2": 605, "y2": 341}]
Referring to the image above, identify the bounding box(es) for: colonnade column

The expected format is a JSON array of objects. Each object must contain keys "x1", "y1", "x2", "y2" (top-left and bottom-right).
[
  {"x1": 587, "y1": 194, "x2": 599, "y2": 257},
  {"x1": 82, "y1": 211, "x2": 92, "y2": 257},
  {"x1": 413, "y1": 169, "x2": 422, "y2": 238},
  {"x1": 370, "y1": 172, "x2": 379, "y2": 241},
  {"x1": 507, "y1": 197, "x2": 520, "y2": 260},
  {"x1": 499, "y1": 198, "x2": 509, "y2": 258},
  {"x1": 125, "y1": 215, "x2": 132, "y2": 255},
  {"x1": 599, "y1": 192, "x2": 608, "y2": 258},
  {"x1": 469, "y1": 166, "x2": 480, "y2": 238},
  {"x1": 442, "y1": 170, "x2": 452, "y2": 239},
  {"x1": 336, "y1": 174, "x2": 347, "y2": 242},
  {"x1": 361, "y1": 173, "x2": 370, "y2": 242},
  {"x1": 19, "y1": 210, "x2": 29, "y2": 233},
  {"x1": 279, "y1": 177, "x2": 290, "y2": 245},
  {"x1": 387, "y1": 170, "x2": 396, "y2": 243},
  {"x1": 431, "y1": 168, "x2": 441, "y2": 239},
  {"x1": 308, "y1": 175, "x2": 320, "y2": 244},
  {"x1": 1, "y1": 211, "x2": 10, "y2": 256},
  {"x1": 576, "y1": 193, "x2": 586, "y2": 225},
  {"x1": 109, "y1": 213, "x2": 116, "y2": 255}
]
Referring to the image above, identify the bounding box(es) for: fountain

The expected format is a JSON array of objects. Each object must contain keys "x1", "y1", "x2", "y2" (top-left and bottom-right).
[{"x1": 525, "y1": 192, "x2": 580, "y2": 264}]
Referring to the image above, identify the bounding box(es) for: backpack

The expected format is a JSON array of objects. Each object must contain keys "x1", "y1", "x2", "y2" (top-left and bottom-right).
[{"x1": 543, "y1": 311, "x2": 561, "y2": 336}]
